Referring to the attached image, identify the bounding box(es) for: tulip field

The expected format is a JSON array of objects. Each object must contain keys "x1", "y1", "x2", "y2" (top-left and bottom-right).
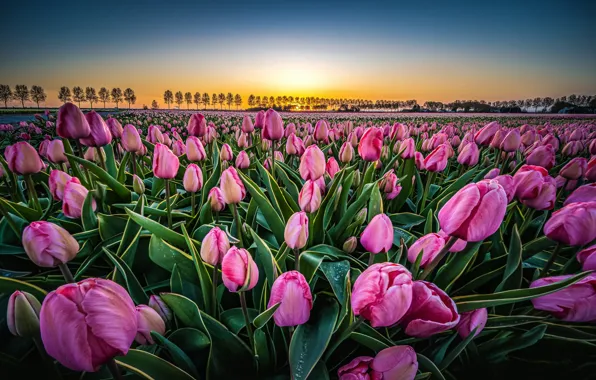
[{"x1": 2, "y1": 107, "x2": 596, "y2": 380}]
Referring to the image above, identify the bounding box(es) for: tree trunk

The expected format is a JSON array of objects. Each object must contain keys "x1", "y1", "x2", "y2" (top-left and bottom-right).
[
  {"x1": 21, "y1": 100, "x2": 25, "y2": 108},
  {"x1": 36, "y1": 101, "x2": 40, "y2": 108}
]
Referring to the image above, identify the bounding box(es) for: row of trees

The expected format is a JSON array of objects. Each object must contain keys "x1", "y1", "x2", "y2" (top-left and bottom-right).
[
  {"x1": 160, "y1": 91, "x2": 242, "y2": 110},
  {"x1": 421, "y1": 95, "x2": 596, "y2": 112},
  {"x1": 58, "y1": 86, "x2": 136, "y2": 109},
  {"x1": 0, "y1": 84, "x2": 47, "y2": 108}
]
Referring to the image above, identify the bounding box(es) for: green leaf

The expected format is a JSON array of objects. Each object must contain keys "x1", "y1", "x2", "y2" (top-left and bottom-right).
[
  {"x1": 289, "y1": 296, "x2": 339, "y2": 380},
  {"x1": 149, "y1": 235, "x2": 197, "y2": 282},
  {"x1": 62, "y1": 139, "x2": 87, "y2": 186},
  {"x1": 0, "y1": 198, "x2": 41, "y2": 222},
  {"x1": 319, "y1": 260, "x2": 350, "y2": 307},
  {"x1": 81, "y1": 191, "x2": 97, "y2": 230},
  {"x1": 389, "y1": 212, "x2": 425, "y2": 228},
  {"x1": 257, "y1": 161, "x2": 295, "y2": 221},
  {"x1": 201, "y1": 143, "x2": 221, "y2": 205},
  {"x1": 237, "y1": 170, "x2": 285, "y2": 245},
  {"x1": 393, "y1": 158, "x2": 415, "y2": 211},
  {"x1": 115, "y1": 349, "x2": 195, "y2": 380},
  {"x1": 313, "y1": 171, "x2": 344, "y2": 244},
  {"x1": 150, "y1": 331, "x2": 199, "y2": 378},
  {"x1": 103, "y1": 247, "x2": 147, "y2": 304},
  {"x1": 367, "y1": 184, "x2": 383, "y2": 222},
  {"x1": 417, "y1": 353, "x2": 446, "y2": 380},
  {"x1": 117, "y1": 151, "x2": 130, "y2": 183},
  {"x1": 181, "y1": 225, "x2": 213, "y2": 315},
  {"x1": 440, "y1": 329, "x2": 477, "y2": 370},
  {"x1": 65, "y1": 153, "x2": 131, "y2": 200},
  {"x1": 126, "y1": 208, "x2": 187, "y2": 248},
  {"x1": 454, "y1": 271, "x2": 591, "y2": 312},
  {"x1": 479, "y1": 325, "x2": 547, "y2": 361},
  {"x1": 349, "y1": 332, "x2": 390, "y2": 351},
  {"x1": 495, "y1": 226, "x2": 523, "y2": 315},
  {"x1": 0, "y1": 277, "x2": 47, "y2": 301},
  {"x1": 434, "y1": 242, "x2": 481, "y2": 291},
  {"x1": 250, "y1": 227, "x2": 278, "y2": 292},
  {"x1": 253, "y1": 302, "x2": 280, "y2": 329},
  {"x1": 329, "y1": 183, "x2": 374, "y2": 241},
  {"x1": 102, "y1": 144, "x2": 118, "y2": 178}
]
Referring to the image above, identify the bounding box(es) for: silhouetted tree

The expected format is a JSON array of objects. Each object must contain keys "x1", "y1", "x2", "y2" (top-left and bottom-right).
[
  {"x1": 202, "y1": 93, "x2": 210, "y2": 110},
  {"x1": 30, "y1": 85, "x2": 46, "y2": 108},
  {"x1": 184, "y1": 92, "x2": 192, "y2": 109},
  {"x1": 98, "y1": 87, "x2": 110, "y2": 108},
  {"x1": 59, "y1": 86, "x2": 72, "y2": 103},
  {"x1": 72, "y1": 86, "x2": 85, "y2": 107},
  {"x1": 218, "y1": 93, "x2": 226, "y2": 110},
  {"x1": 248, "y1": 94, "x2": 255, "y2": 107},
  {"x1": 164, "y1": 90, "x2": 173, "y2": 109},
  {"x1": 123, "y1": 88, "x2": 135, "y2": 109},
  {"x1": 226, "y1": 93, "x2": 233, "y2": 109},
  {"x1": 13, "y1": 85, "x2": 29, "y2": 108},
  {"x1": 175, "y1": 91, "x2": 183, "y2": 108},
  {"x1": 234, "y1": 94, "x2": 242, "y2": 110},
  {"x1": 151, "y1": 100, "x2": 159, "y2": 109},
  {"x1": 111, "y1": 88, "x2": 123, "y2": 109},
  {"x1": 85, "y1": 87, "x2": 98, "y2": 109},
  {"x1": 211, "y1": 93, "x2": 217, "y2": 109},
  {"x1": 193, "y1": 92, "x2": 201, "y2": 109},
  {"x1": 0, "y1": 84, "x2": 12, "y2": 107}
]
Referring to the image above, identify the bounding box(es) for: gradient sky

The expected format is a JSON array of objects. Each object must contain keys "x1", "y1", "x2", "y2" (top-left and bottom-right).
[{"x1": 1, "y1": 0, "x2": 595, "y2": 108}]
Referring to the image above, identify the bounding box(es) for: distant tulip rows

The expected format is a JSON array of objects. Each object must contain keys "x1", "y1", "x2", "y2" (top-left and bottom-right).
[{"x1": 1, "y1": 106, "x2": 596, "y2": 379}]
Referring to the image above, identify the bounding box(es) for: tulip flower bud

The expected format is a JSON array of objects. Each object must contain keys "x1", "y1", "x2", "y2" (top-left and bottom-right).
[
  {"x1": 343, "y1": 237, "x2": 357, "y2": 253},
  {"x1": 49, "y1": 170, "x2": 80, "y2": 201},
  {"x1": 47, "y1": 139, "x2": 68, "y2": 164},
  {"x1": 187, "y1": 113, "x2": 207, "y2": 137},
  {"x1": 565, "y1": 184, "x2": 596, "y2": 206},
  {"x1": 7, "y1": 291, "x2": 41, "y2": 337},
  {"x1": 235, "y1": 150, "x2": 250, "y2": 169},
  {"x1": 221, "y1": 247, "x2": 259, "y2": 292},
  {"x1": 371, "y1": 346, "x2": 418, "y2": 380},
  {"x1": 352, "y1": 169, "x2": 361, "y2": 188},
  {"x1": 544, "y1": 201, "x2": 596, "y2": 246},
  {"x1": 360, "y1": 214, "x2": 393, "y2": 254},
  {"x1": 298, "y1": 180, "x2": 322, "y2": 213},
  {"x1": 326, "y1": 157, "x2": 340, "y2": 179},
  {"x1": 221, "y1": 143, "x2": 234, "y2": 161},
  {"x1": 530, "y1": 273, "x2": 596, "y2": 322},
  {"x1": 423, "y1": 144, "x2": 449, "y2": 172},
  {"x1": 263, "y1": 109, "x2": 284, "y2": 141},
  {"x1": 526, "y1": 144, "x2": 555, "y2": 170},
  {"x1": 208, "y1": 187, "x2": 226, "y2": 212},
  {"x1": 268, "y1": 271, "x2": 313, "y2": 327},
  {"x1": 456, "y1": 308, "x2": 488, "y2": 338},
  {"x1": 220, "y1": 167, "x2": 246, "y2": 204},
  {"x1": 63, "y1": 180, "x2": 96, "y2": 219},
  {"x1": 4, "y1": 142, "x2": 44, "y2": 175},
  {"x1": 560, "y1": 157, "x2": 588, "y2": 180},
  {"x1": 56, "y1": 103, "x2": 91, "y2": 139},
  {"x1": 284, "y1": 212, "x2": 309, "y2": 250},
  {"x1": 337, "y1": 356, "x2": 377, "y2": 379},
  {"x1": 23, "y1": 221, "x2": 79, "y2": 267},
  {"x1": 148, "y1": 295, "x2": 172, "y2": 323},
  {"x1": 183, "y1": 164, "x2": 203, "y2": 193},
  {"x1": 355, "y1": 208, "x2": 367, "y2": 225},
  {"x1": 299, "y1": 145, "x2": 326, "y2": 181},
  {"x1": 106, "y1": 118, "x2": 123, "y2": 139},
  {"x1": 407, "y1": 233, "x2": 446, "y2": 268},
  {"x1": 133, "y1": 174, "x2": 145, "y2": 195},
  {"x1": 358, "y1": 128, "x2": 383, "y2": 162},
  {"x1": 121, "y1": 124, "x2": 142, "y2": 153},
  {"x1": 241, "y1": 115, "x2": 254, "y2": 133},
  {"x1": 80, "y1": 111, "x2": 112, "y2": 147},
  {"x1": 201, "y1": 227, "x2": 230, "y2": 266},
  {"x1": 186, "y1": 136, "x2": 206, "y2": 161},
  {"x1": 339, "y1": 141, "x2": 354, "y2": 163},
  {"x1": 152, "y1": 143, "x2": 180, "y2": 179},
  {"x1": 352, "y1": 263, "x2": 413, "y2": 327},
  {"x1": 135, "y1": 305, "x2": 166, "y2": 345}
]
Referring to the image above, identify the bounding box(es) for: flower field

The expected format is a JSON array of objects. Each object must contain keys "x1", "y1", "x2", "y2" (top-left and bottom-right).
[{"x1": 1, "y1": 107, "x2": 596, "y2": 380}]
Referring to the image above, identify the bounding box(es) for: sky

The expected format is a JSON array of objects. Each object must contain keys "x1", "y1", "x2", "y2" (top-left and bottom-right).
[{"x1": 0, "y1": 0, "x2": 595, "y2": 108}]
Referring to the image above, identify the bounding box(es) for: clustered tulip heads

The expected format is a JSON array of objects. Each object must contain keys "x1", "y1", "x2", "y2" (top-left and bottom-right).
[{"x1": 4, "y1": 108, "x2": 596, "y2": 379}]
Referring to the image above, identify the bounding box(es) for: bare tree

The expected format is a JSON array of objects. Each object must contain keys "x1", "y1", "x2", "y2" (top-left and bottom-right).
[
  {"x1": 30, "y1": 85, "x2": 47, "y2": 108},
  {"x1": 202, "y1": 93, "x2": 210, "y2": 110},
  {"x1": 111, "y1": 88, "x2": 123, "y2": 109},
  {"x1": 234, "y1": 94, "x2": 242, "y2": 110},
  {"x1": 86, "y1": 87, "x2": 98, "y2": 109},
  {"x1": 0, "y1": 84, "x2": 12, "y2": 107},
  {"x1": 98, "y1": 87, "x2": 110, "y2": 108},
  {"x1": 163, "y1": 90, "x2": 173, "y2": 109},
  {"x1": 226, "y1": 92, "x2": 233, "y2": 109},
  {"x1": 13, "y1": 85, "x2": 30, "y2": 108},
  {"x1": 58, "y1": 86, "x2": 72, "y2": 103},
  {"x1": 193, "y1": 92, "x2": 201, "y2": 109},
  {"x1": 123, "y1": 88, "x2": 135, "y2": 109},
  {"x1": 184, "y1": 92, "x2": 192, "y2": 109}
]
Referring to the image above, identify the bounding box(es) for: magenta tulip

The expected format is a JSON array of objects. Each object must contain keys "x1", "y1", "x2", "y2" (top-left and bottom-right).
[
  {"x1": 63, "y1": 180, "x2": 96, "y2": 219},
  {"x1": 56, "y1": 103, "x2": 91, "y2": 140},
  {"x1": 358, "y1": 128, "x2": 383, "y2": 162},
  {"x1": 47, "y1": 139, "x2": 67, "y2": 164},
  {"x1": 407, "y1": 233, "x2": 446, "y2": 268},
  {"x1": 106, "y1": 118, "x2": 123, "y2": 139},
  {"x1": 299, "y1": 145, "x2": 326, "y2": 181},
  {"x1": 577, "y1": 245, "x2": 596, "y2": 271},
  {"x1": 135, "y1": 305, "x2": 166, "y2": 345},
  {"x1": 326, "y1": 157, "x2": 340, "y2": 179},
  {"x1": 543, "y1": 201, "x2": 596, "y2": 246},
  {"x1": 337, "y1": 356, "x2": 378, "y2": 380},
  {"x1": 360, "y1": 214, "x2": 393, "y2": 254},
  {"x1": 263, "y1": 109, "x2": 284, "y2": 141},
  {"x1": 221, "y1": 247, "x2": 259, "y2": 292},
  {"x1": 457, "y1": 142, "x2": 479, "y2": 166},
  {"x1": 500, "y1": 129, "x2": 521, "y2": 152},
  {"x1": 560, "y1": 157, "x2": 588, "y2": 180},
  {"x1": 456, "y1": 308, "x2": 487, "y2": 338},
  {"x1": 371, "y1": 345, "x2": 418, "y2": 380},
  {"x1": 80, "y1": 111, "x2": 112, "y2": 147},
  {"x1": 241, "y1": 115, "x2": 254, "y2": 133},
  {"x1": 187, "y1": 113, "x2": 207, "y2": 137},
  {"x1": 22, "y1": 221, "x2": 79, "y2": 267},
  {"x1": 268, "y1": 271, "x2": 313, "y2": 327},
  {"x1": 565, "y1": 183, "x2": 596, "y2": 206},
  {"x1": 5, "y1": 142, "x2": 44, "y2": 174},
  {"x1": 49, "y1": 170, "x2": 80, "y2": 201},
  {"x1": 526, "y1": 144, "x2": 555, "y2": 170},
  {"x1": 152, "y1": 143, "x2": 180, "y2": 179},
  {"x1": 423, "y1": 144, "x2": 449, "y2": 172},
  {"x1": 530, "y1": 274, "x2": 596, "y2": 322},
  {"x1": 299, "y1": 180, "x2": 322, "y2": 213}
]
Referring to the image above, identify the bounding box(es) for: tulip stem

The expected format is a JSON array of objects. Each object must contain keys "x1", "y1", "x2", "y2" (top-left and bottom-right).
[
  {"x1": 324, "y1": 316, "x2": 364, "y2": 361},
  {"x1": 106, "y1": 358, "x2": 124, "y2": 380},
  {"x1": 212, "y1": 264, "x2": 218, "y2": 318},
  {"x1": 519, "y1": 208, "x2": 536, "y2": 235},
  {"x1": 58, "y1": 263, "x2": 75, "y2": 283},
  {"x1": 164, "y1": 179, "x2": 173, "y2": 229},
  {"x1": 541, "y1": 242, "x2": 562, "y2": 277},
  {"x1": 239, "y1": 291, "x2": 256, "y2": 358},
  {"x1": 24, "y1": 175, "x2": 41, "y2": 212},
  {"x1": 130, "y1": 154, "x2": 137, "y2": 176},
  {"x1": 420, "y1": 172, "x2": 435, "y2": 212},
  {"x1": 368, "y1": 253, "x2": 375, "y2": 267},
  {"x1": 97, "y1": 147, "x2": 107, "y2": 171},
  {"x1": 191, "y1": 192, "x2": 196, "y2": 217},
  {"x1": 0, "y1": 200, "x2": 21, "y2": 238},
  {"x1": 294, "y1": 248, "x2": 300, "y2": 271},
  {"x1": 556, "y1": 180, "x2": 568, "y2": 207},
  {"x1": 270, "y1": 142, "x2": 276, "y2": 180},
  {"x1": 75, "y1": 140, "x2": 93, "y2": 185},
  {"x1": 493, "y1": 149, "x2": 500, "y2": 168},
  {"x1": 232, "y1": 203, "x2": 243, "y2": 247},
  {"x1": 418, "y1": 236, "x2": 458, "y2": 281}
]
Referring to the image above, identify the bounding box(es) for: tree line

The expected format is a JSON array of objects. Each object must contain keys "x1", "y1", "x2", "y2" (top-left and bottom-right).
[
  {"x1": 0, "y1": 84, "x2": 136, "y2": 109},
  {"x1": 156, "y1": 91, "x2": 242, "y2": 110}
]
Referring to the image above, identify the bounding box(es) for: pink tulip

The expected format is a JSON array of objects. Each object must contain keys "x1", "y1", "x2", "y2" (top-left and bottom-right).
[
  {"x1": 38, "y1": 139, "x2": 50, "y2": 158},
  {"x1": 241, "y1": 115, "x2": 254, "y2": 133},
  {"x1": 183, "y1": 164, "x2": 203, "y2": 193},
  {"x1": 147, "y1": 125, "x2": 164, "y2": 144},
  {"x1": 456, "y1": 308, "x2": 487, "y2": 338},
  {"x1": 337, "y1": 356, "x2": 379, "y2": 380},
  {"x1": 220, "y1": 167, "x2": 246, "y2": 204},
  {"x1": 489, "y1": 175, "x2": 516, "y2": 203},
  {"x1": 577, "y1": 245, "x2": 596, "y2": 271},
  {"x1": 484, "y1": 168, "x2": 500, "y2": 179},
  {"x1": 438, "y1": 180, "x2": 507, "y2": 242},
  {"x1": 237, "y1": 132, "x2": 250, "y2": 148},
  {"x1": 585, "y1": 157, "x2": 596, "y2": 181},
  {"x1": 148, "y1": 295, "x2": 172, "y2": 323},
  {"x1": 407, "y1": 233, "x2": 445, "y2": 268},
  {"x1": 530, "y1": 274, "x2": 596, "y2": 322},
  {"x1": 235, "y1": 150, "x2": 250, "y2": 169},
  {"x1": 7, "y1": 291, "x2": 41, "y2": 337},
  {"x1": 500, "y1": 129, "x2": 521, "y2": 152},
  {"x1": 399, "y1": 138, "x2": 416, "y2": 159},
  {"x1": 401, "y1": 281, "x2": 460, "y2": 337},
  {"x1": 326, "y1": 157, "x2": 340, "y2": 179},
  {"x1": 414, "y1": 151, "x2": 425, "y2": 170},
  {"x1": 474, "y1": 121, "x2": 500, "y2": 146},
  {"x1": 391, "y1": 122, "x2": 408, "y2": 140},
  {"x1": 63, "y1": 180, "x2": 96, "y2": 219},
  {"x1": 5, "y1": 142, "x2": 44, "y2": 174},
  {"x1": 172, "y1": 140, "x2": 186, "y2": 156},
  {"x1": 513, "y1": 165, "x2": 556, "y2": 210},
  {"x1": 254, "y1": 110, "x2": 265, "y2": 129},
  {"x1": 543, "y1": 201, "x2": 596, "y2": 246},
  {"x1": 339, "y1": 141, "x2": 354, "y2": 163},
  {"x1": 80, "y1": 111, "x2": 112, "y2": 147},
  {"x1": 200, "y1": 227, "x2": 230, "y2": 266},
  {"x1": 286, "y1": 133, "x2": 305, "y2": 156},
  {"x1": 121, "y1": 124, "x2": 142, "y2": 153},
  {"x1": 46, "y1": 139, "x2": 67, "y2": 163},
  {"x1": 49, "y1": 170, "x2": 80, "y2": 201},
  {"x1": 221, "y1": 247, "x2": 259, "y2": 292},
  {"x1": 285, "y1": 212, "x2": 309, "y2": 249},
  {"x1": 380, "y1": 170, "x2": 401, "y2": 200},
  {"x1": 40, "y1": 279, "x2": 137, "y2": 372},
  {"x1": 135, "y1": 305, "x2": 166, "y2": 345},
  {"x1": 358, "y1": 128, "x2": 383, "y2": 162},
  {"x1": 152, "y1": 143, "x2": 180, "y2": 179},
  {"x1": 221, "y1": 143, "x2": 234, "y2": 161},
  {"x1": 314, "y1": 119, "x2": 329, "y2": 142},
  {"x1": 208, "y1": 187, "x2": 226, "y2": 212},
  {"x1": 263, "y1": 109, "x2": 284, "y2": 141},
  {"x1": 187, "y1": 113, "x2": 207, "y2": 137},
  {"x1": 371, "y1": 346, "x2": 418, "y2": 380},
  {"x1": 268, "y1": 271, "x2": 313, "y2": 327},
  {"x1": 489, "y1": 129, "x2": 505, "y2": 149},
  {"x1": 186, "y1": 136, "x2": 206, "y2": 161},
  {"x1": 299, "y1": 145, "x2": 326, "y2": 181},
  {"x1": 22, "y1": 221, "x2": 79, "y2": 267},
  {"x1": 299, "y1": 180, "x2": 322, "y2": 213},
  {"x1": 457, "y1": 142, "x2": 479, "y2": 166},
  {"x1": 56, "y1": 103, "x2": 91, "y2": 140},
  {"x1": 106, "y1": 118, "x2": 123, "y2": 139},
  {"x1": 423, "y1": 144, "x2": 449, "y2": 172},
  {"x1": 565, "y1": 183, "x2": 596, "y2": 205},
  {"x1": 361, "y1": 214, "x2": 393, "y2": 254},
  {"x1": 437, "y1": 230, "x2": 467, "y2": 252},
  {"x1": 560, "y1": 157, "x2": 588, "y2": 180},
  {"x1": 352, "y1": 263, "x2": 413, "y2": 327},
  {"x1": 526, "y1": 144, "x2": 555, "y2": 170},
  {"x1": 543, "y1": 134, "x2": 560, "y2": 151}
]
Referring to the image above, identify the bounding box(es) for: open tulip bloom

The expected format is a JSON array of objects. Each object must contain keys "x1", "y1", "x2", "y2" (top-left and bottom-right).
[{"x1": 4, "y1": 109, "x2": 596, "y2": 379}]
